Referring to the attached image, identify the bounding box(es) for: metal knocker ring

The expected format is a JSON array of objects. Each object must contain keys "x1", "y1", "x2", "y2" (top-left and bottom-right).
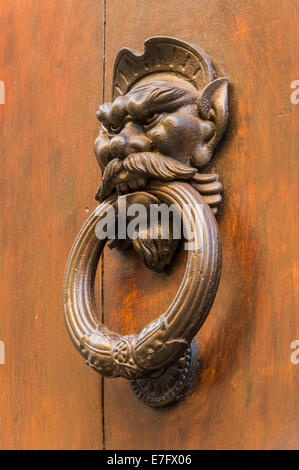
[
  {"x1": 63, "y1": 181, "x2": 221, "y2": 406},
  {"x1": 63, "y1": 37, "x2": 229, "y2": 407}
]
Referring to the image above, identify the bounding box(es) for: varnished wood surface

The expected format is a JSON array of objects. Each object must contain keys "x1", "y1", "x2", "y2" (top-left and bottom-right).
[
  {"x1": 102, "y1": 0, "x2": 299, "y2": 449},
  {"x1": 0, "y1": 0, "x2": 104, "y2": 449},
  {"x1": 1, "y1": 0, "x2": 298, "y2": 451}
]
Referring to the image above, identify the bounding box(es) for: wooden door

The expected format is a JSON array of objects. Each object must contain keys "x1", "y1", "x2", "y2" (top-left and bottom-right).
[
  {"x1": 1, "y1": 0, "x2": 298, "y2": 451},
  {"x1": 0, "y1": 0, "x2": 105, "y2": 450},
  {"x1": 101, "y1": 0, "x2": 299, "y2": 450}
]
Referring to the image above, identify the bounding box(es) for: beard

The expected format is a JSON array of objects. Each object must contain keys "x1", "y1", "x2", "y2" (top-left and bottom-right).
[{"x1": 96, "y1": 152, "x2": 196, "y2": 201}]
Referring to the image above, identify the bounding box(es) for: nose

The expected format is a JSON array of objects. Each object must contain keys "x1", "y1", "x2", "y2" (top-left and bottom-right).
[{"x1": 109, "y1": 122, "x2": 152, "y2": 159}]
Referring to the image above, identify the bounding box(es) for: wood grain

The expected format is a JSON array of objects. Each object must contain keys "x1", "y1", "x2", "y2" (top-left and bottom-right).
[
  {"x1": 0, "y1": 0, "x2": 104, "y2": 449},
  {"x1": 102, "y1": 0, "x2": 299, "y2": 449}
]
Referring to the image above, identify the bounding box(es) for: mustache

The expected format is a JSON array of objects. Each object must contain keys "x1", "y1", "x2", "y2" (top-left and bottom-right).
[{"x1": 96, "y1": 152, "x2": 197, "y2": 201}]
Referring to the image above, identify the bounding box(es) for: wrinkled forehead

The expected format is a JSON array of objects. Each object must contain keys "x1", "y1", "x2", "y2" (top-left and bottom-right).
[
  {"x1": 97, "y1": 73, "x2": 198, "y2": 129},
  {"x1": 129, "y1": 73, "x2": 198, "y2": 93}
]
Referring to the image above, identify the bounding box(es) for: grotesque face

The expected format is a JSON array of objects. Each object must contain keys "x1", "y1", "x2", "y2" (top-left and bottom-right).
[{"x1": 94, "y1": 73, "x2": 227, "y2": 201}]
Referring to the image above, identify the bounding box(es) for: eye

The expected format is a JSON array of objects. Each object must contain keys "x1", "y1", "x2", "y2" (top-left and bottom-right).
[{"x1": 143, "y1": 113, "x2": 160, "y2": 128}]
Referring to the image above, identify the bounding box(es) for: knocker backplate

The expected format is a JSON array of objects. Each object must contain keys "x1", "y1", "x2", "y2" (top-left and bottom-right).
[{"x1": 130, "y1": 338, "x2": 199, "y2": 407}]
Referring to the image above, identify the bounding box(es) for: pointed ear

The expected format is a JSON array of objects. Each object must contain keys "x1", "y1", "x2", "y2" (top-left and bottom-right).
[{"x1": 197, "y1": 77, "x2": 229, "y2": 151}]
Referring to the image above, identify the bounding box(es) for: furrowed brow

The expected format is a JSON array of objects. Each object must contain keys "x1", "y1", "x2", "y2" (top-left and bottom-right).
[{"x1": 126, "y1": 85, "x2": 193, "y2": 119}]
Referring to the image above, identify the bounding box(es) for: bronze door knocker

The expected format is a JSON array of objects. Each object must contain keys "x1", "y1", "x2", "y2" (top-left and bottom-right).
[{"x1": 63, "y1": 37, "x2": 229, "y2": 407}]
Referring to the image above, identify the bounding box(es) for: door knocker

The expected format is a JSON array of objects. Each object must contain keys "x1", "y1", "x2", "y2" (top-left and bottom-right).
[{"x1": 63, "y1": 37, "x2": 229, "y2": 407}]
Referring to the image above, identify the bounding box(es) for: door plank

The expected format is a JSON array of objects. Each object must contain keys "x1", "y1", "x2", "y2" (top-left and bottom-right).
[
  {"x1": 103, "y1": 0, "x2": 299, "y2": 449},
  {"x1": 0, "y1": 0, "x2": 104, "y2": 449}
]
